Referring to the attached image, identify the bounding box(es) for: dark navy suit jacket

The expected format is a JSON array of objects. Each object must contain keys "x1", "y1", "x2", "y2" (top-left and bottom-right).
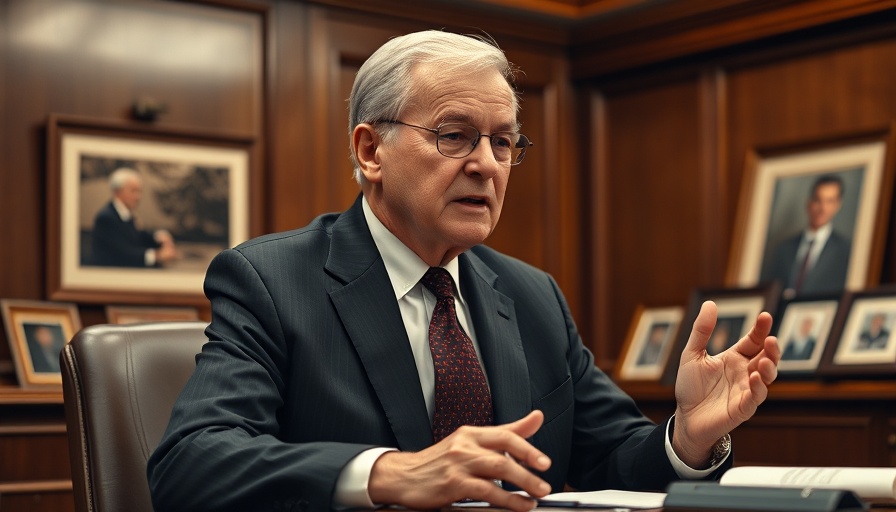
[
  {"x1": 760, "y1": 230, "x2": 851, "y2": 295},
  {"x1": 148, "y1": 196, "x2": 727, "y2": 511},
  {"x1": 90, "y1": 201, "x2": 159, "y2": 267}
]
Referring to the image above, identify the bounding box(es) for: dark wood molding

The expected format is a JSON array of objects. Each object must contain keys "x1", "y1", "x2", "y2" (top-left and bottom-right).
[
  {"x1": 572, "y1": 0, "x2": 896, "y2": 78},
  {"x1": 621, "y1": 380, "x2": 896, "y2": 402}
]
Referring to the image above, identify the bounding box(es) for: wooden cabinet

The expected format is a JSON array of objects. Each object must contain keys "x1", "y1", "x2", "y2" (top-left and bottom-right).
[
  {"x1": 0, "y1": 389, "x2": 74, "y2": 512},
  {"x1": 621, "y1": 380, "x2": 896, "y2": 468}
]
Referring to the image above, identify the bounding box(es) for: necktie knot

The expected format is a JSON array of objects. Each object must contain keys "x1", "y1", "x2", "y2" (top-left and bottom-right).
[{"x1": 422, "y1": 267, "x2": 454, "y2": 300}]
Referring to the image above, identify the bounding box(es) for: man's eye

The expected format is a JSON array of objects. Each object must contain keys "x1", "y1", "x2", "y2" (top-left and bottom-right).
[
  {"x1": 439, "y1": 131, "x2": 467, "y2": 142},
  {"x1": 492, "y1": 134, "x2": 513, "y2": 148}
]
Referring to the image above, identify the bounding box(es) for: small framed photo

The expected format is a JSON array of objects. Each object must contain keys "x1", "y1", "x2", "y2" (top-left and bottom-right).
[
  {"x1": 773, "y1": 296, "x2": 839, "y2": 375},
  {"x1": 661, "y1": 284, "x2": 780, "y2": 385},
  {"x1": 1, "y1": 299, "x2": 82, "y2": 389},
  {"x1": 46, "y1": 114, "x2": 259, "y2": 306},
  {"x1": 105, "y1": 305, "x2": 200, "y2": 324},
  {"x1": 820, "y1": 287, "x2": 896, "y2": 377},
  {"x1": 727, "y1": 127, "x2": 895, "y2": 300},
  {"x1": 614, "y1": 305, "x2": 684, "y2": 382}
]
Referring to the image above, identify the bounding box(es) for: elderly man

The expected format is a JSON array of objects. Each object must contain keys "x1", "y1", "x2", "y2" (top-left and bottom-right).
[
  {"x1": 148, "y1": 30, "x2": 780, "y2": 512},
  {"x1": 90, "y1": 167, "x2": 178, "y2": 267}
]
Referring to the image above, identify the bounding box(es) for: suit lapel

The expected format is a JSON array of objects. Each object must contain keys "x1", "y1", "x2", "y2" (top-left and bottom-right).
[
  {"x1": 325, "y1": 197, "x2": 433, "y2": 451},
  {"x1": 460, "y1": 252, "x2": 531, "y2": 425}
]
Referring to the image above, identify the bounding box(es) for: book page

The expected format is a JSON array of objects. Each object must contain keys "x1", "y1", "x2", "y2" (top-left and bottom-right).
[{"x1": 720, "y1": 466, "x2": 896, "y2": 499}]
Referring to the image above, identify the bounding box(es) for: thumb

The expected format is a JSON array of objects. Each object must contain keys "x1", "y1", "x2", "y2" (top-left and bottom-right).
[
  {"x1": 505, "y1": 410, "x2": 544, "y2": 439},
  {"x1": 682, "y1": 301, "x2": 717, "y2": 361}
]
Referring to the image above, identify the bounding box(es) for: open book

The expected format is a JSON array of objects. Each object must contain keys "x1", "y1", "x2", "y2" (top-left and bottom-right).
[{"x1": 720, "y1": 466, "x2": 896, "y2": 500}]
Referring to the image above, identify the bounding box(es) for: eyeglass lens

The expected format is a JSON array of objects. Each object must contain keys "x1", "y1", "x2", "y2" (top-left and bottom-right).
[{"x1": 436, "y1": 123, "x2": 530, "y2": 165}]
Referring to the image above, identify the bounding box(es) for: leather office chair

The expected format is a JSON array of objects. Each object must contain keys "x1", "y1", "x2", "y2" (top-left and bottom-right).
[{"x1": 61, "y1": 321, "x2": 208, "y2": 512}]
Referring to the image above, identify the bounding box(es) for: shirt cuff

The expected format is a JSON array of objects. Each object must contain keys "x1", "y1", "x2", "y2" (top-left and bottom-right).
[
  {"x1": 333, "y1": 447, "x2": 397, "y2": 509},
  {"x1": 145, "y1": 249, "x2": 156, "y2": 266},
  {"x1": 664, "y1": 417, "x2": 730, "y2": 479}
]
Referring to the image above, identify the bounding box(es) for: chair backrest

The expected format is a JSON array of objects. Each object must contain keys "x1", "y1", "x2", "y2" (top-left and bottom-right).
[{"x1": 61, "y1": 321, "x2": 208, "y2": 512}]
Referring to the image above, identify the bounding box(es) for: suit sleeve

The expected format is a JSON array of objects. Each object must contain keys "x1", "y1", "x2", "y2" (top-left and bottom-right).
[
  {"x1": 91, "y1": 210, "x2": 158, "y2": 267},
  {"x1": 147, "y1": 249, "x2": 377, "y2": 512}
]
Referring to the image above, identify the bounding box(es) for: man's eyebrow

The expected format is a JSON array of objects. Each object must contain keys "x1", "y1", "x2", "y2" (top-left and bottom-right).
[
  {"x1": 438, "y1": 112, "x2": 518, "y2": 132},
  {"x1": 437, "y1": 112, "x2": 474, "y2": 124}
]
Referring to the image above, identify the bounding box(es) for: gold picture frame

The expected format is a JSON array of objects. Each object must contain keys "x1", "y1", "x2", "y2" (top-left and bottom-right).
[
  {"x1": 1, "y1": 299, "x2": 82, "y2": 389},
  {"x1": 105, "y1": 305, "x2": 201, "y2": 324}
]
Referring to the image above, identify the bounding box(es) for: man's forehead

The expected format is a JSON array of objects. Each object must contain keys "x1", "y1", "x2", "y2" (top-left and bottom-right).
[{"x1": 410, "y1": 64, "x2": 517, "y2": 126}]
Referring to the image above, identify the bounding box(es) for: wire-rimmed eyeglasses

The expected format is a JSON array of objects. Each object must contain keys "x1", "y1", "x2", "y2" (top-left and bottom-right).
[{"x1": 376, "y1": 120, "x2": 533, "y2": 166}]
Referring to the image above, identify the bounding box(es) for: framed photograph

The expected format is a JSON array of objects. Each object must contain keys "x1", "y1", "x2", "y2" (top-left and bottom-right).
[
  {"x1": 773, "y1": 296, "x2": 840, "y2": 375},
  {"x1": 727, "y1": 127, "x2": 895, "y2": 300},
  {"x1": 1, "y1": 299, "x2": 82, "y2": 389},
  {"x1": 46, "y1": 114, "x2": 260, "y2": 305},
  {"x1": 661, "y1": 284, "x2": 780, "y2": 386},
  {"x1": 105, "y1": 305, "x2": 200, "y2": 324},
  {"x1": 819, "y1": 287, "x2": 896, "y2": 377},
  {"x1": 614, "y1": 305, "x2": 684, "y2": 382}
]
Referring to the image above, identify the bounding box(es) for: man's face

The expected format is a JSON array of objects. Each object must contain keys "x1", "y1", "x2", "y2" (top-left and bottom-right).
[
  {"x1": 369, "y1": 64, "x2": 515, "y2": 266},
  {"x1": 806, "y1": 182, "x2": 842, "y2": 230},
  {"x1": 34, "y1": 327, "x2": 54, "y2": 348},
  {"x1": 648, "y1": 326, "x2": 667, "y2": 345},
  {"x1": 871, "y1": 314, "x2": 886, "y2": 332},
  {"x1": 115, "y1": 177, "x2": 143, "y2": 212},
  {"x1": 799, "y1": 317, "x2": 814, "y2": 337}
]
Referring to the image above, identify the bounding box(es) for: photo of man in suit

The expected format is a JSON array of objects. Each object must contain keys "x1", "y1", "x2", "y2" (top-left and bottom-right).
[
  {"x1": 89, "y1": 167, "x2": 179, "y2": 268},
  {"x1": 856, "y1": 312, "x2": 890, "y2": 351},
  {"x1": 781, "y1": 315, "x2": 817, "y2": 361},
  {"x1": 706, "y1": 316, "x2": 745, "y2": 356},
  {"x1": 636, "y1": 322, "x2": 670, "y2": 366},
  {"x1": 149, "y1": 30, "x2": 781, "y2": 512},
  {"x1": 760, "y1": 175, "x2": 851, "y2": 298},
  {"x1": 23, "y1": 323, "x2": 65, "y2": 373}
]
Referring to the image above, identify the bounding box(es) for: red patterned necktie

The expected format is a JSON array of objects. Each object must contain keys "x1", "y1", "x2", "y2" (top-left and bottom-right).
[{"x1": 421, "y1": 267, "x2": 494, "y2": 442}]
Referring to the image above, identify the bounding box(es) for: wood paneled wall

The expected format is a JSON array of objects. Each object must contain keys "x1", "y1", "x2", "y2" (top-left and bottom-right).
[
  {"x1": 587, "y1": 10, "x2": 896, "y2": 366},
  {"x1": 3, "y1": 0, "x2": 896, "y2": 500},
  {"x1": 1, "y1": 0, "x2": 896, "y2": 378},
  {"x1": 0, "y1": 0, "x2": 266, "y2": 365}
]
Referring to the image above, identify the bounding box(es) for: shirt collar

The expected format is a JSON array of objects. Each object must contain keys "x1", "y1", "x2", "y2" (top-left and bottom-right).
[
  {"x1": 112, "y1": 197, "x2": 132, "y2": 221},
  {"x1": 804, "y1": 223, "x2": 833, "y2": 245},
  {"x1": 361, "y1": 196, "x2": 463, "y2": 301}
]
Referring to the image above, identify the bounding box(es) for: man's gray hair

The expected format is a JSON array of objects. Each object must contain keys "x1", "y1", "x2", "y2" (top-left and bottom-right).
[
  {"x1": 348, "y1": 30, "x2": 519, "y2": 184},
  {"x1": 109, "y1": 167, "x2": 141, "y2": 192}
]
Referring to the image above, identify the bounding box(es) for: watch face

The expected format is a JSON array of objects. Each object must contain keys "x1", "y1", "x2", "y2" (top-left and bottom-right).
[{"x1": 710, "y1": 434, "x2": 732, "y2": 466}]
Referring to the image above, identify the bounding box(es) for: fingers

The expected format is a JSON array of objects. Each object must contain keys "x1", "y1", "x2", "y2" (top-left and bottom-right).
[
  {"x1": 368, "y1": 411, "x2": 553, "y2": 511},
  {"x1": 498, "y1": 410, "x2": 551, "y2": 471},
  {"x1": 459, "y1": 411, "x2": 551, "y2": 497},
  {"x1": 681, "y1": 301, "x2": 717, "y2": 360},
  {"x1": 734, "y1": 312, "x2": 774, "y2": 357}
]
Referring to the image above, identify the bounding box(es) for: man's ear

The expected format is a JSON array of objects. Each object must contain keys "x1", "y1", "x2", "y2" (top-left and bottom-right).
[{"x1": 353, "y1": 124, "x2": 383, "y2": 183}]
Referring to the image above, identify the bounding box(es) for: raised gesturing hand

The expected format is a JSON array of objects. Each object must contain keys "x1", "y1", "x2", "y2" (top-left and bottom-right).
[{"x1": 672, "y1": 301, "x2": 781, "y2": 468}]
